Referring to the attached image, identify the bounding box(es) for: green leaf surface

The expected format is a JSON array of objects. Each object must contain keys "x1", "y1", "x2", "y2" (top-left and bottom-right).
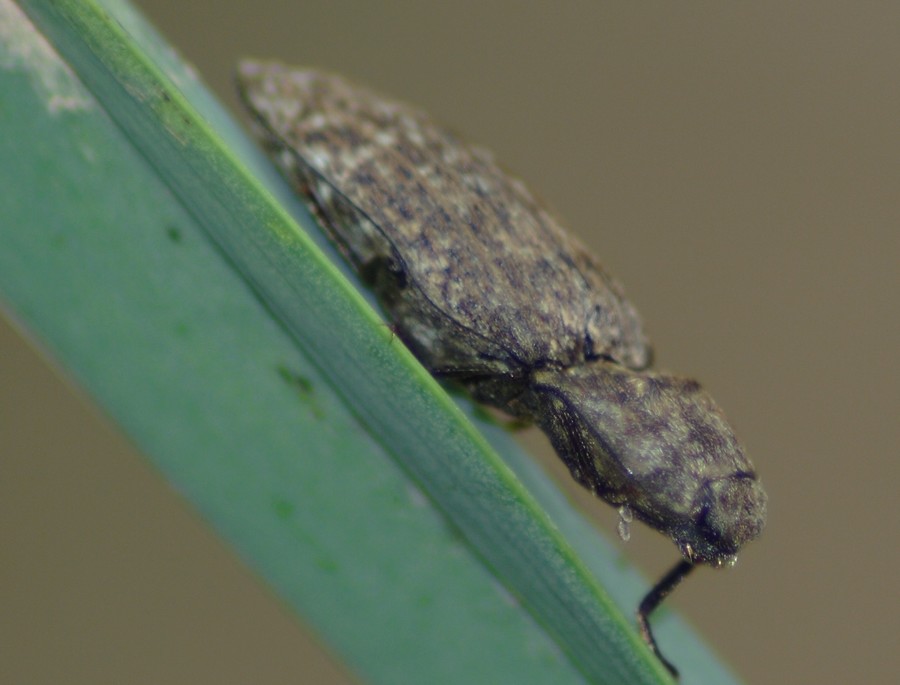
[{"x1": 1, "y1": 1, "x2": 742, "y2": 683}]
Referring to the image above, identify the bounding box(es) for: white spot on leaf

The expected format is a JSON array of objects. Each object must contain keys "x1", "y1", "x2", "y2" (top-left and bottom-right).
[{"x1": 0, "y1": 0, "x2": 93, "y2": 114}]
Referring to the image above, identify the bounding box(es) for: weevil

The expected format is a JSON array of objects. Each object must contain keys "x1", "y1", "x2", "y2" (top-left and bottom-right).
[{"x1": 237, "y1": 60, "x2": 766, "y2": 676}]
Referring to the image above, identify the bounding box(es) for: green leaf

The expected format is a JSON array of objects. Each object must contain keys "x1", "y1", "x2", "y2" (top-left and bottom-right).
[{"x1": 0, "y1": 1, "x2": 742, "y2": 683}]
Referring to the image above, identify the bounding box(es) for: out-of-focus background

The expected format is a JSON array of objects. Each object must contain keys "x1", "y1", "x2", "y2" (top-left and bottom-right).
[{"x1": 3, "y1": 2, "x2": 897, "y2": 683}]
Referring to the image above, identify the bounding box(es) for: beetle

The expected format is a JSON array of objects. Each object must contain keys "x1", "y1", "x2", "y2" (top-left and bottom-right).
[{"x1": 237, "y1": 60, "x2": 766, "y2": 676}]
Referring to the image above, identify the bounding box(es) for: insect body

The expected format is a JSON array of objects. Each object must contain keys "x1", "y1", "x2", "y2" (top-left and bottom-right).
[{"x1": 237, "y1": 60, "x2": 766, "y2": 676}]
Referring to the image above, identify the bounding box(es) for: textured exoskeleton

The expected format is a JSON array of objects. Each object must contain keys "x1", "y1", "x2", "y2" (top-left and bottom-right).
[{"x1": 237, "y1": 60, "x2": 767, "y2": 675}]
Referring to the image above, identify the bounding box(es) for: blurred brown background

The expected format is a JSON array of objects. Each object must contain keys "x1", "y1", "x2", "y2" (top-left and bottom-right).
[{"x1": 3, "y1": 2, "x2": 898, "y2": 683}]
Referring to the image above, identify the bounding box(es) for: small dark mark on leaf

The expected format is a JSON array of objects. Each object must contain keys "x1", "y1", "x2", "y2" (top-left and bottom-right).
[
  {"x1": 276, "y1": 363, "x2": 324, "y2": 418},
  {"x1": 272, "y1": 497, "x2": 295, "y2": 520},
  {"x1": 165, "y1": 225, "x2": 183, "y2": 243}
]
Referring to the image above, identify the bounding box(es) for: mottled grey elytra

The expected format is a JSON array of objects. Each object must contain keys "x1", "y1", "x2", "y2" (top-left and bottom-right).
[{"x1": 237, "y1": 60, "x2": 766, "y2": 677}]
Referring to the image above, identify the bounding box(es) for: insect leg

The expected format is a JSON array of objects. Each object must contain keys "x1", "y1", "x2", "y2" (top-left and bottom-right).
[{"x1": 637, "y1": 559, "x2": 695, "y2": 678}]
